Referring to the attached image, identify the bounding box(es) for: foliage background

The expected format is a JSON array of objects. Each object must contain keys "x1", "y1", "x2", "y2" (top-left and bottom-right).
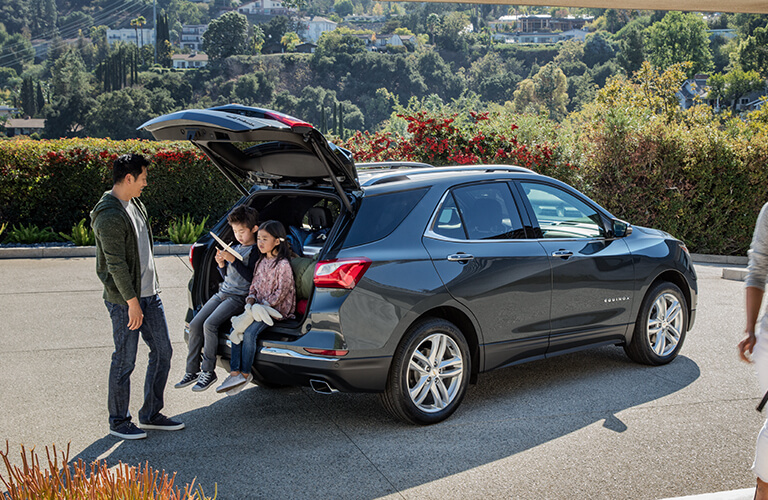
[{"x1": 0, "y1": 138, "x2": 239, "y2": 237}]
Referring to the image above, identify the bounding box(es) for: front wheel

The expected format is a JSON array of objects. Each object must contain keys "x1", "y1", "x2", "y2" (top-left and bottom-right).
[
  {"x1": 379, "y1": 318, "x2": 470, "y2": 425},
  {"x1": 624, "y1": 282, "x2": 688, "y2": 365}
]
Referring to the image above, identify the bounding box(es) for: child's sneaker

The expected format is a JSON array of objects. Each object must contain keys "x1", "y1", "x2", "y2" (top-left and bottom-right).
[
  {"x1": 216, "y1": 374, "x2": 247, "y2": 393},
  {"x1": 174, "y1": 372, "x2": 199, "y2": 389},
  {"x1": 226, "y1": 373, "x2": 253, "y2": 396},
  {"x1": 192, "y1": 371, "x2": 217, "y2": 392}
]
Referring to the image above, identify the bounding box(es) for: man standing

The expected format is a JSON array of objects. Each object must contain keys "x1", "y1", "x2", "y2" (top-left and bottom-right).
[{"x1": 91, "y1": 153, "x2": 184, "y2": 440}]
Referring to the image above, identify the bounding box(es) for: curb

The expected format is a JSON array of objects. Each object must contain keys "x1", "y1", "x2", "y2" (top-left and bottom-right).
[{"x1": 0, "y1": 244, "x2": 191, "y2": 259}]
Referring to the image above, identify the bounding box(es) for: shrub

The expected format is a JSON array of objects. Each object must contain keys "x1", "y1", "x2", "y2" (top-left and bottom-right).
[
  {"x1": 168, "y1": 214, "x2": 209, "y2": 244},
  {"x1": 0, "y1": 138, "x2": 240, "y2": 238},
  {"x1": 4, "y1": 223, "x2": 59, "y2": 244},
  {"x1": 0, "y1": 442, "x2": 215, "y2": 499},
  {"x1": 60, "y1": 218, "x2": 95, "y2": 246}
]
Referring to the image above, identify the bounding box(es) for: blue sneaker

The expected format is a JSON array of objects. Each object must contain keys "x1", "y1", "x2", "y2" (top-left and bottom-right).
[
  {"x1": 192, "y1": 371, "x2": 217, "y2": 392},
  {"x1": 138, "y1": 414, "x2": 185, "y2": 431},
  {"x1": 110, "y1": 422, "x2": 147, "y2": 440}
]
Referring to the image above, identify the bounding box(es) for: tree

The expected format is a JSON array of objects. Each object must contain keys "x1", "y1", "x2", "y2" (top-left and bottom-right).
[
  {"x1": 512, "y1": 62, "x2": 569, "y2": 119},
  {"x1": 533, "y1": 62, "x2": 569, "y2": 120},
  {"x1": 645, "y1": 11, "x2": 713, "y2": 76},
  {"x1": 0, "y1": 33, "x2": 35, "y2": 75},
  {"x1": 333, "y1": 0, "x2": 353, "y2": 18},
  {"x1": 130, "y1": 16, "x2": 147, "y2": 48},
  {"x1": 617, "y1": 24, "x2": 644, "y2": 77},
  {"x1": 202, "y1": 11, "x2": 249, "y2": 61},
  {"x1": 583, "y1": 32, "x2": 616, "y2": 68},
  {"x1": 707, "y1": 69, "x2": 765, "y2": 110},
  {"x1": 434, "y1": 12, "x2": 470, "y2": 53},
  {"x1": 281, "y1": 32, "x2": 300, "y2": 52},
  {"x1": 87, "y1": 87, "x2": 153, "y2": 139},
  {"x1": 735, "y1": 25, "x2": 768, "y2": 77},
  {"x1": 262, "y1": 16, "x2": 292, "y2": 46},
  {"x1": 45, "y1": 49, "x2": 95, "y2": 137}
]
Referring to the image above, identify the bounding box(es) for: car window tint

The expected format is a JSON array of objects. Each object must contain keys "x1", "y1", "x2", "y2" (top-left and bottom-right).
[
  {"x1": 520, "y1": 182, "x2": 604, "y2": 239},
  {"x1": 432, "y1": 193, "x2": 467, "y2": 240},
  {"x1": 450, "y1": 183, "x2": 526, "y2": 240},
  {"x1": 344, "y1": 188, "x2": 428, "y2": 247}
]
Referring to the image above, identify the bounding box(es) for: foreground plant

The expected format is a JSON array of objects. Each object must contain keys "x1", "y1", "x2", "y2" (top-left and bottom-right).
[
  {"x1": 60, "y1": 218, "x2": 95, "y2": 246},
  {"x1": 4, "y1": 223, "x2": 60, "y2": 244},
  {"x1": 168, "y1": 214, "x2": 208, "y2": 244},
  {"x1": 0, "y1": 441, "x2": 215, "y2": 499}
]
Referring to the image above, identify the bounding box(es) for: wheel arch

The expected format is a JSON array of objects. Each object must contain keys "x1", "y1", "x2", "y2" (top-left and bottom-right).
[
  {"x1": 649, "y1": 270, "x2": 692, "y2": 330},
  {"x1": 626, "y1": 270, "x2": 692, "y2": 347},
  {"x1": 413, "y1": 306, "x2": 481, "y2": 384}
]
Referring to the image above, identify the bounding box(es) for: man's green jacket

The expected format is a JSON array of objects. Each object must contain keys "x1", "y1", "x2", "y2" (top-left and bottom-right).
[{"x1": 90, "y1": 191, "x2": 158, "y2": 305}]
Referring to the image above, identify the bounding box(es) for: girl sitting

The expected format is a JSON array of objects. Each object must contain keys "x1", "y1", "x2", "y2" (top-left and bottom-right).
[{"x1": 216, "y1": 220, "x2": 296, "y2": 395}]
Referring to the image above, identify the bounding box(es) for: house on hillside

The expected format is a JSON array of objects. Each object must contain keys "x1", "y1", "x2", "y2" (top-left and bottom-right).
[
  {"x1": 172, "y1": 52, "x2": 209, "y2": 69},
  {"x1": 180, "y1": 25, "x2": 208, "y2": 52},
  {"x1": 676, "y1": 74, "x2": 768, "y2": 111},
  {"x1": 238, "y1": 0, "x2": 294, "y2": 16},
  {"x1": 516, "y1": 15, "x2": 591, "y2": 32},
  {"x1": 4, "y1": 118, "x2": 45, "y2": 137},
  {"x1": 0, "y1": 105, "x2": 18, "y2": 117},
  {"x1": 677, "y1": 75, "x2": 709, "y2": 109},
  {"x1": 298, "y1": 16, "x2": 337, "y2": 43},
  {"x1": 106, "y1": 28, "x2": 156, "y2": 48}
]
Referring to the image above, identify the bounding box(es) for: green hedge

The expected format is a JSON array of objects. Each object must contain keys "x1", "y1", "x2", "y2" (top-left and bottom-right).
[{"x1": 0, "y1": 138, "x2": 240, "y2": 238}]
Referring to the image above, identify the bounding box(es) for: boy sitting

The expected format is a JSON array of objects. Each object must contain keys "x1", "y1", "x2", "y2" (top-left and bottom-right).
[{"x1": 175, "y1": 205, "x2": 260, "y2": 392}]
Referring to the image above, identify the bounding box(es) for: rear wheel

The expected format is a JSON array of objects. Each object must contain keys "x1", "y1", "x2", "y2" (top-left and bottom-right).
[
  {"x1": 624, "y1": 282, "x2": 688, "y2": 365},
  {"x1": 379, "y1": 318, "x2": 470, "y2": 425}
]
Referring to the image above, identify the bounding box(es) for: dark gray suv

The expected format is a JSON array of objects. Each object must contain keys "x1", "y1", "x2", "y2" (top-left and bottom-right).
[{"x1": 141, "y1": 105, "x2": 698, "y2": 425}]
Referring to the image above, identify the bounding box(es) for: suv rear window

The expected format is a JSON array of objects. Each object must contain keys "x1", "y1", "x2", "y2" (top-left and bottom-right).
[{"x1": 344, "y1": 188, "x2": 428, "y2": 247}]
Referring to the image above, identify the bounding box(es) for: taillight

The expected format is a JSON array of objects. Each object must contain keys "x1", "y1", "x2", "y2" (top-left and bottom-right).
[
  {"x1": 188, "y1": 244, "x2": 195, "y2": 268},
  {"x1": 304, "y1": 348, "x2": 349, "y2": 357},
  {"x1": 314, "y1": 258, "x2": 372, "y2": 289}
]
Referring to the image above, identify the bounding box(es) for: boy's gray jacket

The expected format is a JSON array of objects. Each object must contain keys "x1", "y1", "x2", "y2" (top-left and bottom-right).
[{"x1": 90, "y1": 191, "x2": 159, "y2": 305}]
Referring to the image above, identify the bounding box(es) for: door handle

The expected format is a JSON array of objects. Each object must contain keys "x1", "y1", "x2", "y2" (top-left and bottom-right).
[
  {"x1": 551, "y1": 250, "x2": 573, "y2": 259},
  {"x1": 447, "y1": 253, "x2": 474, "y2": 262}
]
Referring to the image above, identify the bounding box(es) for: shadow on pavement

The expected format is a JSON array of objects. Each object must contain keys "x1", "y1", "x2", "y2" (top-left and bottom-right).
[{"x1": 71, "y1": 346, "x2": 700, "y2": 499}]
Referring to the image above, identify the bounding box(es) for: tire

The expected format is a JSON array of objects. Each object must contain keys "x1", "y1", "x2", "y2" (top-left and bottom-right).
[
  {"x1": 624, "y1": 282, "x2": 688, "y2": 365},
  {"x1": 379, "y1": 318, "x2": 471, "y2": 425}
]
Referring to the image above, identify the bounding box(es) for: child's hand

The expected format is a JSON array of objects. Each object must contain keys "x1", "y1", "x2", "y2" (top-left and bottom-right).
[
  {"x1": 220, "y1": 250, "x2": 236, "y2": 263},
  {"x1": 214, "y1": 249, "x2": 226, "y2": 267}
]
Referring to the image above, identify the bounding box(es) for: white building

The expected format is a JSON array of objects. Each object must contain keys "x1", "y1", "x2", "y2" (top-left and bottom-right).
[
  {"x1": 298, "y1": 17, "x2": 337, "y2": 43},
  {"x1": 180, "y1": 24, "x2": 207, "y2": 52},
  {"x1": 238, "y1": 0, "x2": 294, "y2": 16},
  {"x1": 171, "y1": 52, "x2": 209, "y2": 69},
  {"x1": 107, "y1": 28, "x2": 156, "y2": 48}
]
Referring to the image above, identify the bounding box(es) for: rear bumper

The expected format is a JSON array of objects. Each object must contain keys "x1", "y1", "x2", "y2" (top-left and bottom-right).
[{"x1": 256, "y1": 346, "x2": 391, "y2": 393}]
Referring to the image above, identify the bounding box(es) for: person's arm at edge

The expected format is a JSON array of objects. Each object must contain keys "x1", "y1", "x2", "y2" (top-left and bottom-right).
[{"x1": 741, "y1": 203, "x2": 768, "y2": 362}]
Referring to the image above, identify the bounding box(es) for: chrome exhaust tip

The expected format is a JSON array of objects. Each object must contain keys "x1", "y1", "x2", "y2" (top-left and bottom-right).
[{"x1": 310, "y1": 379, "x2": 338, "y2": 394}]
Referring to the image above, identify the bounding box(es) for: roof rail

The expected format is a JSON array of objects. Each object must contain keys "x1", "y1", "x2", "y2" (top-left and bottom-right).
[
  {"x1": 356, "y1": 161, "x2": 436, "y2": 170},
  {"x1": 360, "y1": 164, "x2": 536, "y2": 187}
]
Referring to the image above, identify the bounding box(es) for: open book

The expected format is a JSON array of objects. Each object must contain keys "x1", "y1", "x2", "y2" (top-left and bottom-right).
[{"x1": 209, "y1": 231, "x2": 244, "y2": 261}]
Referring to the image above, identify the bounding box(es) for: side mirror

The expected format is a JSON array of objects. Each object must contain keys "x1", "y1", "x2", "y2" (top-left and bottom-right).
[{"x1": 612, "y1": 219, "x2": 633, "y2": 238}]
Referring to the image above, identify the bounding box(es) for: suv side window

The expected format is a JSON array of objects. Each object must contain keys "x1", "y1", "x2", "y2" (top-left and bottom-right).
[
  {"x1": 434, "y1": 183, "x2": 525, "y2": 240},
  {"x1": 344, "y1": 188, "x2": 429, "y2": 247},
  {"x1": 520, "y1": 182, "x2": 604, "y2": 239}
]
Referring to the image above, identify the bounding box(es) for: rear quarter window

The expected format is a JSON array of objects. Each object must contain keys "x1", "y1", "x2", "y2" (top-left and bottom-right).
[{"x1": 343, "y1": 188, "x2": 429, "y2": 247}]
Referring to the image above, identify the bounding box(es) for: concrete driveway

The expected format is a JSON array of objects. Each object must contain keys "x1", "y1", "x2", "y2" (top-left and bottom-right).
[{"x1": 0, "y1": 256, "x2": 761, "y2": 499}]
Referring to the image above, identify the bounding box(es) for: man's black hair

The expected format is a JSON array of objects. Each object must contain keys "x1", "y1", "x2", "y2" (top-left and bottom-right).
[{"x1": 113, "y1": 154, "x2": 150, "y2": 184}]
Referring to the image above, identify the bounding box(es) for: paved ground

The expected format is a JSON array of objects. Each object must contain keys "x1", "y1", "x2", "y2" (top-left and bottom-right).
[{"x1": 0, "y1": 257, "x2": 763, "y2": 499}]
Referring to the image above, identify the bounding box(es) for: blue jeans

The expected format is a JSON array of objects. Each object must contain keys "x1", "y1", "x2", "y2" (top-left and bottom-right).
[
  {"x1": 230, "y1": 321, "x2": 267, "y2": 375},
  {"x1": 187, "y1": 292, "x2": 245, "y2": 373},
  {"x1": 105, "y1": 295, "x2": 172, "y2": 429}
]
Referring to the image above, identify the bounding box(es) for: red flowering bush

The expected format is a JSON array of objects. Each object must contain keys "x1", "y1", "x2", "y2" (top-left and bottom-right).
[
  {"x1": 0, "y1": 138, "x2": 239, "y2": 236},
  {"x1": 341, "y1": 108, "x2": 576, "y2": 185}
]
